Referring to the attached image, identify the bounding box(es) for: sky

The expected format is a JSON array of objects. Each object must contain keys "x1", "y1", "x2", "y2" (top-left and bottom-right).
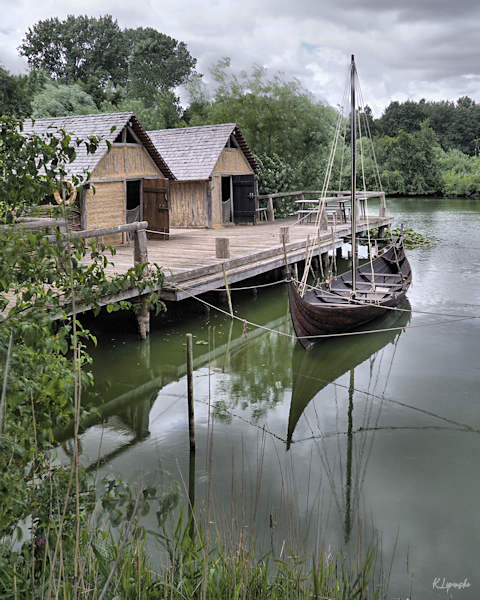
[{"x1": 1, "y1": 0, "x2": 479, "y2": 116}]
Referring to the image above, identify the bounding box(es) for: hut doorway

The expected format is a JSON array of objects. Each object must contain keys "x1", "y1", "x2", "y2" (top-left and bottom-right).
[
  {"x1": 232, "y1": 175, "x2": 257, "y2": 224},
  {"x1": 221, "y1": 176, "x2": 233, "y2": 223},
  {"x1": 126, "y1": 179, "x2": 142, "y2": 224}
]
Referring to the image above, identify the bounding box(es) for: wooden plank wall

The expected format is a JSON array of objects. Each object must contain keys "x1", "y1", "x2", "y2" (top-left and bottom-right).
[
  {"x1": 169, "y1": 181, "x2": 208, "y2": 228},
  {"x1": 94, "y1": 145, "x2": 162, "y2": 179}
]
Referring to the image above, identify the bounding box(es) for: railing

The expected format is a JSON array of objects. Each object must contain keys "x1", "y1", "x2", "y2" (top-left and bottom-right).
[{"x1": 254, "y1": 190, "x2": 386, "y2": 223}]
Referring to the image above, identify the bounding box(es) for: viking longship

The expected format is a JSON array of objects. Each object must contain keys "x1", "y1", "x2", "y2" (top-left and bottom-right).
[{"x1": 288, "y1": 56, "x2": 412, "y2": 349}]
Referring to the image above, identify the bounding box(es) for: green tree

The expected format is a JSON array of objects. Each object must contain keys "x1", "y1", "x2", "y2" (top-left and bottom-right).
[
  {"x1": 19, "y1": 15, "x2": 128, "y2": 92},
  {"x1": 124, "y1": 27, "x2": 196, "y2": 103},
  {"x1": 0, "y1": 66, "x2": 37, "y2": 117},
  {"x1": 186, "y1": 60, "x2": 337, "y2": 192},
  {"x1": 31, "y1": 81, "x2": 98, "y2": 117},
  {"x1": 375, "y1": 121, "x2": 442, "y2": 195}
]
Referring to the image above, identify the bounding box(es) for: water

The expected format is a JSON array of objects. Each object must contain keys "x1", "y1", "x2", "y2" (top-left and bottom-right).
[{"x1": 70, "y1": 197, "x2": 480, "y2": 598}]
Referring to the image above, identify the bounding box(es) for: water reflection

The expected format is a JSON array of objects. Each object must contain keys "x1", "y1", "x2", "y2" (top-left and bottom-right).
[{"x1": 288, "y1": 302, "x2": 411, "y2": 545}]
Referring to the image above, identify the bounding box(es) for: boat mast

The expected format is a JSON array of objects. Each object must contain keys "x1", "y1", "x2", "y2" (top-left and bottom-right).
[{"x1": 350, "y1": 54, "x2": 357, "y2": 296}]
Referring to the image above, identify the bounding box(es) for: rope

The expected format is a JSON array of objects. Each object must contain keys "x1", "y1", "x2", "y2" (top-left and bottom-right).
[
  {"x1": 172, "y1": 279, "x2": 478, "y2": 341},
  {"x1": 213, "y1": 279, "x2": 287, "y2": 292}
]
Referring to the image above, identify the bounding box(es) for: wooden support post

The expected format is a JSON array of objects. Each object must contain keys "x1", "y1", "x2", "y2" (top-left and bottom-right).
[
  {"x1": 378, "y1": 225, "x2": 386, "y2": 238},
  {"x1": 186, "y1": 333, "x2": 195, "y2": 539},
  {"x1": 279, "y1": 226, "x2": 290, "y2": 245},
  {"x1": 215, "y1": 237, "x2": 230, "y2": 259},
  {"x1": 134, "y1": 228, "x2": 150, "y2": 339},
  {"x1": 336, "y1": 246, "x2": 343, "y2": 260},
  {"x1": 293, "y1": 262, "x2": 299, "y2": 281},
  {"x1": 379, "y1": 192, "x2": 386, "y2": 217},
  {"x1": 136, "y1": 298, "x2": 150, "y2": 340},
  {"x1": 222, "y1": 264, "x2": 234, "y2": 318},
  {"x1": 267, "y1": 196, "x2": 275, "y2": 222}
]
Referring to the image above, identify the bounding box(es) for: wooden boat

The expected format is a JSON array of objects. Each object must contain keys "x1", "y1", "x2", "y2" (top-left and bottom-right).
[
  {"x1": 288, "y1": 55, "x2": 412, "y2": 348},
  {"x1": 288, "y1": 236, "x2": 412, "y2": 349}
]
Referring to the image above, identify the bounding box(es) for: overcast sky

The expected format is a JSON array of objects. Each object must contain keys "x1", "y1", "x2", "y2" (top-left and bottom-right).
[{"x1": 1, "y1": 0, "x2": 479, "y2": 116}]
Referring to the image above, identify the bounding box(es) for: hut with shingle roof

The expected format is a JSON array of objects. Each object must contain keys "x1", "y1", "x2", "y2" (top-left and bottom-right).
[
  {"x1": 148, "y1": 123, "x2": 258, "y2": 228},
  {"x1": 23, "y1": 112, "x2": 175, "y2": 241}
]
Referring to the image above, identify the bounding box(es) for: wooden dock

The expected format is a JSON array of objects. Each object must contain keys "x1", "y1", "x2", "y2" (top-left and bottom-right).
[{"x1": 93, "y1": 214, "x2": 392, "y2": 302}]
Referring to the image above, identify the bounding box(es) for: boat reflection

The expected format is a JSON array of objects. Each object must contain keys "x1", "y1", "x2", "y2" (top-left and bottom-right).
[
  {"x1": 287, "y1": 299, "x2": 412, "y2": 449},
  {"x1": 288, "y1": 301, "x2": 411, "y2": 544}
]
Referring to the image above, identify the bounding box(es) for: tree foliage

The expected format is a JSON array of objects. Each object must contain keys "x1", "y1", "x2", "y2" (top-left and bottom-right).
[
  {"x1": 31, "y1": 81, "x2": 98, "y2": 118},
  {"x1": 19, "y1": 16, "x2": 196, "y2": 109},
  {"x1": 186, "y1": 60, "x2": 337, "y2": 195}
]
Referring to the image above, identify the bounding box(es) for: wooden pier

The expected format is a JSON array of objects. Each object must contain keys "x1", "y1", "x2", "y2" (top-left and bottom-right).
[
  {"x1": 86, "y1": 213, "x2": 391, "y2": 305},
  {"x1": 6, "y1": 205, "x2": 392, "y2": 338}
]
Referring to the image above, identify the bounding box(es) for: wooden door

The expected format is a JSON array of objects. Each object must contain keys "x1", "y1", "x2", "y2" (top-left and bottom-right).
[
  {"x1": 232, "y1": 175, "x2": 257, "y2": 224},
  {"x1": 142, "y1": 178, "x2": 169, "y2": 240}
]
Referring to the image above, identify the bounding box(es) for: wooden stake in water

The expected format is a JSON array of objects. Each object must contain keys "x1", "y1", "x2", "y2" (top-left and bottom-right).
[
  {"x1": 222, "y1": 264, "x2": 234, "y2": 318},
  {"x1": 186, "y1": 333, "x2": 196, "y2": 538}
]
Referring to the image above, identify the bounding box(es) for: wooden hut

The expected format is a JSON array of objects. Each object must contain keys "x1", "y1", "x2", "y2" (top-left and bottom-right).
[
  {"x1": 22, "y1": 112, "x2": 175, "y2": 241},
  {"x1": 147, "y1": 123, "x2": 259, "y2": 228}
]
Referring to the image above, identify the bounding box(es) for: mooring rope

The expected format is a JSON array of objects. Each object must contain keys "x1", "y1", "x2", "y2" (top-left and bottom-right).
[{"x1": 173, "y1": 279, "x2": 478, "y2": 341}]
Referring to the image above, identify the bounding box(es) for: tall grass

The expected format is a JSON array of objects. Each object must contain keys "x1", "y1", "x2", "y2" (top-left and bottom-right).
[{"x1": 1, "y1": 506, "x2": 385, "y2": 599}]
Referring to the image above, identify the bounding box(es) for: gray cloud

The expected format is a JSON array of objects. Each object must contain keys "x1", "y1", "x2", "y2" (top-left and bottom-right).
[{"x1": 0, "y1": 0, "x2": 479, "y2": 115}]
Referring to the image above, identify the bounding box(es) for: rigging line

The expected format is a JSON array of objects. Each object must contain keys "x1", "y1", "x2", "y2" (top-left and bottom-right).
[
  {"x1": 295, "y1": 278, "x2": 480, "y2": 319},
  {"x1": 173, "y1": 279, "x2": 477, "y2": 339},
  {"x1": 213, "y1": 279, "x2": 287, "y2": 292},
  {"x1": 357, "y1": 108, "x2": 376, "y2": 291},
  {"x1": 294, "y1": 371, "x2": 480, "y2": 433}
]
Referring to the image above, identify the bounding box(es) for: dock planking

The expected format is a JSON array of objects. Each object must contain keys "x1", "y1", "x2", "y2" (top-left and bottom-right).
[{"x1": 87, "y1": 215, "x2": 392, "y2": 302}]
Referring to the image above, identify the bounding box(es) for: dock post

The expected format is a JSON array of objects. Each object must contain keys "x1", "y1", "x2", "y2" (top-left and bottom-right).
[
  {"x1": 222, "y1": 264, "x2": 234, "y2": 318},
  {"x1": 279, "y1": 226, "x2": 290, "y2": 244},
  {"x1": 186, "y1": 333, "x2": 196, "y2": 539},
  {"x1": 280, "y1": 227, "x2": 290, "y2": 278},
  {"x1": 134, "y1": 227, "x2": 150, "y2": 339},
  {"x1": 267, "y1": 196, "x2": 275, "y2": 222},
  {"x1": 379, "y1": 192, "x2": 386, "y2": 217},
  {"x1": 216, "y1": 237, "x2": 230, "y2": 259},
  {"x1": 336, "y1": 246, "x2": 343, "y2": 260}
]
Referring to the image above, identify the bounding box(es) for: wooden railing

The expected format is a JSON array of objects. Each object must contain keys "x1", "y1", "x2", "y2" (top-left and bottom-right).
[{"x1": 254, "y1": 190, "x2": 387, "y2": 222}]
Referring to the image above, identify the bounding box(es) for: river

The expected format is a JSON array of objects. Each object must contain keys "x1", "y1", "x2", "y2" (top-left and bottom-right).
[{"x1": 71, "y1": 197, "x2": 480, "y2": 599}]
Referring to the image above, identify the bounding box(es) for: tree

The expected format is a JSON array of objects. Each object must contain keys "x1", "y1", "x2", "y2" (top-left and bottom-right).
[
  {"x1": 186, "y1": 60, "x2": 337, "y2": 192},
  {"x1": 19, "y1": 17, "x2": 197, "y2": 109},
  {"x1": 19, "y1": 15, "x2": 128, "y2": 92},
  {"x1": 375, "y1": 121, "x2": 442, "y2": 195},
  {"x1": 31, "y1": 81, "x2": 98, "y2": 117},
  {"x1": 124, "y1": 28, "x2": 196, "y2": 103},
  {"x1": 0, "y1": 66, "x2": 36, "y2": 116}
]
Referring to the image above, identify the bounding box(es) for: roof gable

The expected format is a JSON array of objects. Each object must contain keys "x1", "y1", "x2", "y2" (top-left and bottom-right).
[
  {"x1": 22, "y1": 112, "x2": 175, "y2": 180},
  {"x1": 147, "y1": 123, "x2": 258, "y2": 181}
]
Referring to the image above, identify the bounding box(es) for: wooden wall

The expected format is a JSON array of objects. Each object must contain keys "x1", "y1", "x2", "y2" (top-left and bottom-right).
[
  {"x1": 85, "y1": 182, "x2": 124, "y2": 243},
  {"x1": 93, "y1": 145, "x2": 163, "y2": 180},
  {"x1": 169, "y1": 181, "x2": 208, "y2": 228},
  {"x1": 211, "y1": 149, "x2": 254, "y2": 226},
  {"x1": 86, "y1": 144, "x2": 166, "y2": 243}
]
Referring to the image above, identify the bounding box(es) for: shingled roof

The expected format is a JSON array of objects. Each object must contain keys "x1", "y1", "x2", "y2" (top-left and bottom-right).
[
  {"x1": 147, "y1": 123, "x2": 258, "y2": 181},
  {"x1": 22, "y1": 112, "x2": 175, "y2": 180}
]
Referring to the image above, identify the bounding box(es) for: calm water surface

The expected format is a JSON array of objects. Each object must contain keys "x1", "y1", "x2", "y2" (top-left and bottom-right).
[{"x1": 72, "y1": 197, "x2": 480, "y2": 599}]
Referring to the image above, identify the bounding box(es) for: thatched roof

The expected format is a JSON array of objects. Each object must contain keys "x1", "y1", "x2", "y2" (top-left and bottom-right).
[
  {"x1": 22, "y1": 112, "x2": 175, "y2": 180},
  {"x1": 147, "y1": 123, "x2": 258, "y2": 181}
]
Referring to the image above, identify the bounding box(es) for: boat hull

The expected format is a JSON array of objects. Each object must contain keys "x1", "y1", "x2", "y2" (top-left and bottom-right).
[{"x1": 288, "y1": 241, "x2": 412, "y2": 349}]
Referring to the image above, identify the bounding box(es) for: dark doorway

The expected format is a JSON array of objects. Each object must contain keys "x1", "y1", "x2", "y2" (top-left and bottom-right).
[
  {"x1": 126, "y1": 180, "x2": 142, "y2": 223},
  {"x1": 232, "y1": 175, "x2": 256, "y2": 224},
  {"x1": 221, "y1": 176, "x2": 233, "y2": 223}
]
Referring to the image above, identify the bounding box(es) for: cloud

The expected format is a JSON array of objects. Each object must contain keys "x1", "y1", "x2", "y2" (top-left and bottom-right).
[{"x1": 0, "y1": 0, "x2": 479, "y2": 115}]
